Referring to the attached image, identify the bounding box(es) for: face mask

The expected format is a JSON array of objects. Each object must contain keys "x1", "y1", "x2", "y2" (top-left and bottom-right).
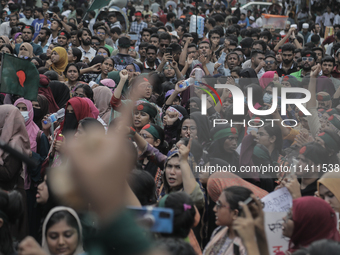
[
  {"x1": 247, "y1": 126, "x2": 258, "y2": 134},
  {"x1": 234, "y1": 78, "x2": 239, "y2": 84},
  {"x1": 62, "y1": 112, "x2": 78, "y2": 135},
  {"x1": 21, "y1": 111, "x2": 29, "y2": 122},
  {"x1": 263, "y1": 93, "x2": 273, "y2": 104}
]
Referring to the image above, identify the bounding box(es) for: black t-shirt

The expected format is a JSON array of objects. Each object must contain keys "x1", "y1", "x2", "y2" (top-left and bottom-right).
[{"x1": 300, "y1": 178, "x2": 318, "y2": 197}]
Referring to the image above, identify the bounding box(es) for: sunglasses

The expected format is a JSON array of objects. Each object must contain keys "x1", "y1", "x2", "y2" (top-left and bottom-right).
[
  {"x1": 91, "y1": 42, "x2": 100, "y2": 46},
  {"x1": 265, "y1": 60, "x2": 275, "y2": 64},
  {"x1": 302, "y1": 57, "x2": 314, "y2": 62},
  {"x1": 73, "y1": 93, "x2": 85, "y2": 98},
  {"x1": 160, "y1": 44, "x2": 169, "y2": 47}
]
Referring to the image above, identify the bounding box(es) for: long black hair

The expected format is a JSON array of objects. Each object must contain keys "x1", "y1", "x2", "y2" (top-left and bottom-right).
[
  {"x1": 222, "y1": 186, "x2": 253, "y2": 214},
  {"x1": 46, "y1": 210, "x2": 80, "y2": 237}
]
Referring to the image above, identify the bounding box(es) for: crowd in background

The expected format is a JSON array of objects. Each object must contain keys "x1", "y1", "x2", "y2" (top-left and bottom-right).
[{"x1": 1, "y1": 0, "x2": 340, "y2": 254}]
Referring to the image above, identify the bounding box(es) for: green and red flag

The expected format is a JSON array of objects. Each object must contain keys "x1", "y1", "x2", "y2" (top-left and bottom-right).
[
  {"x1": 87, "y1": 0, "x2": 111, "y2": 12},
  {"x1": 0, "y1": 53, "x2": 39, "y2": 101}
]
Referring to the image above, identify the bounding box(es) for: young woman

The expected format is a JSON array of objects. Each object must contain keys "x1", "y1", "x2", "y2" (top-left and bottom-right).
[
  {"x1": 18, "y1": 42, "x2": 33, "y2": 59},
  {"x1": 0, "y1": 43, "x2": 13, "y2": 54},
  {"x1": 32, "y1": 94, "x2": 50, "y2": 129},
  {"x1": 259, "y1": 71, "x2": 279, "y2": 89},
  {"x1": 317, "y1": 172, "x2": 340, "y2": 214},
  {"x1": 42, "y1": 207, "x2": 84, "y2": 255},
  {"x1": 47, "y1": 47, "x2": 68, "y2": 76},
  {"x1": 93, "y1": 86, "x2": 113, "y2": 125},
  {"x1": 72, "y1": 84, "x2": 94, "y2": 102},
  {"x1": 282, "y1": 197, "x2": 340, "y2": 254},
  {"x1": 64, "y1": 63, "x2": 86, "y2": 92},
  {"x1": 203, "y1": 186, "x2": 252, "y2": 255},
  {"x1": 133, "y1": 102, "x2": 158, "y2": 133},
  {"x1": 94, "y1": 57, "x2": 115, "y2": 83},
  {"x1": 49, "y1": 80, "x2": 71, "y2": 109}
]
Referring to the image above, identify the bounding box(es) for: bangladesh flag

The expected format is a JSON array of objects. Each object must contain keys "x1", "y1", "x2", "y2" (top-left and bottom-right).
[
  {"x1": 87, "y1": 0, "x2": 111, "y2": 12},
  {"x1": 0, "y1": 53, "x2": 39, "y2": 101}
]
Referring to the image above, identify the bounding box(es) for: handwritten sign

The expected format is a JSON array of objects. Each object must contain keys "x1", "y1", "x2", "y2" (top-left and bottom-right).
[
  {"x1": 261, "y1": 188, "x2": 292, "y2": 213},
  {"x1": 265, "y1": 212, "x2": 290, "y2": 255}
]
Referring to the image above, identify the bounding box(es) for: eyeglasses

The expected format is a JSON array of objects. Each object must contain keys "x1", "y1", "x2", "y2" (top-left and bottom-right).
[
  {"x1": 91, "y1": 42, "x2": 100, "y2": 46},
  {"x1": 97, "y1": 32, "x2": 105, "y2": 35},
  {"x1": 215, "y1": 201, "x2": 227, "y2": 209},
  {"x1": 302, "y1": 57, "x2": 314, "y2": 62},
  {"x1": 160, "y1": 44, "x2": 169, "y2": 47},
  {"x1": 141, "y1": 133, "x2": 154, "y2": 139},
  {"x1": 98, "y1": 52, "x2": 108, "y2": 56},
  {"x1": 265, "y1": 60, "x2": 275, "y2": 64},
  {"x1": 182, "y1": 126, "x2": 197, "y2": 131},
  {"x1": 73, "y1": 93, "x2": 85, "y2": 98},
  {"x1": 19, "y1": 55, "x2": 29, "y2": 59}
]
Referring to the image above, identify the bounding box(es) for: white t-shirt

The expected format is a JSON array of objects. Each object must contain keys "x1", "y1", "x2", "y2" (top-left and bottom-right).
[
  {"x1": 334, "y1": 14, "x2": 340, "y2": 25},
  {"x1": 323, "y1": 12, "x2": 335, "y2": 26}
]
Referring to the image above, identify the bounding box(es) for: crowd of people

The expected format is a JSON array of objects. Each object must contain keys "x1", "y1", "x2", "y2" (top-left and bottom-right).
[{"x1": 1, "y1": 0, "x2": 340, "y2": 254}]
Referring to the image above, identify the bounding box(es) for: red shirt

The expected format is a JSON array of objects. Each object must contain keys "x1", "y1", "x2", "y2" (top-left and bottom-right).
[{"x1": 331, "y1": 65, "x2": 340, "y2": 79}]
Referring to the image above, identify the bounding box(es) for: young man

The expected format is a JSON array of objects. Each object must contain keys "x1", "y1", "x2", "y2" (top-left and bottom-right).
[
  {"x1": 204, "y1": 18, "x2": 216, "y2": 38},
  {"x1": 141, "y1": 28, "x2": 151, "y2": 43},
  {"x1": 112, "y1": 36, "x2": 135, "y2": 71},
  {"x1": 144, "y1": 44, "x2": 159, "y2": 72},
  {"x1": 108, "y1": 12, "x2": 121, "y2": 30},
  {"x1": 110, "y1": 27, "x2": 122, "y2": 50},
  {"x1": 20, "y1": 7, "x2": 34, "y2": 25},
  {"x1": 37, "y1": 27, "x2": 51, "y2": 53},
  {"x1": 47, "y1": 19, "x2": 62, "y2": 44},
  {"x1": 277, "y1": 43, "x2": 297, "y2": 76},
  {"x1": 321, "y1": 56, "x2": 340, "y2": 90},
  {"x1": 138, "y1": 42, "x2": 149, "y2": 63},
  {"x1": 332, "y1": 49, "x2": 340, "y2": 78},
  {"x1": 291, "y1": 50, "x2": 317, "y2": 81},
  {"x1": 157, "y1": 32, "x2": 171, "y2": 62},
  {"x1": 250, "y1": 50, "x2": 265, "y2": 78},
  {"x1": 299, "y1": 23, "x2": 311, "y2": 44},
  {"x1": 77, "y1": 28, "x2": 96, "y2": 62},
  {"x1": 57, "y1": 30, "x2": 70, "y2": 50},
  {"x1": 217, "y1": 51, "x2": 240, "y2": 76},
  {"x1": 96, "y1": 26, "x2": 113, "y2": 55},
  {"x1": 70, "y1": 30, "x2": 79, "y2": 47},
  {"x1": 149, "y1": 33, "x2": 159, "y2": 47},
  {"x1": 15, "y1": 25, "x2": 43, "y2": 56},
  {"x1": 67, "y1": 2, "x2": 77, "y2": 21},
  {"x1": 88, "y1": 10, "x2": 96, "y2": 34},
  {"x1": 31, "y1": 7, "x2": 50, "y2": 40},
  {"x1": 192, "y1": 41, "x2": 215, "y2": 75},
  {"x1": 237, "y1": 13, "x2": 248, "y2": 30},
  {"x1": 91, "y1": 36, "x2": 100, "y2": 51},
  {"x1": 165, "y1": 12, "x2": 176, "y2": 31},
  {"x1": 264, "y1": 54, "x2": 277, "y2": 72},
  {"x1": 130, "y1": 11, "x2": 148, "y2": 45},
  {"x1": 0, "y1": 14, "x2": 18, "y2": 37}
]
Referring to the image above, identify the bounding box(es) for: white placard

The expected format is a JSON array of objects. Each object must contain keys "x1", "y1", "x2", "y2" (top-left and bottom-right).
[
  {"x1": 261, "y1": 187, "x2": 292, "y2": 213},
  {"x1": 265, "y1": 212, "x2": 290, "y2": 255}
]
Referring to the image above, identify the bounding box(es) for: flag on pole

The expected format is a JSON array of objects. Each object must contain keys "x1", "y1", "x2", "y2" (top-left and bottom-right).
[
  {"x1": 87, "y1": 0, "x2": 111, "y2": 12},
  {"x1": 0, "y1": 53, "x2": 39, "y2": 101}
]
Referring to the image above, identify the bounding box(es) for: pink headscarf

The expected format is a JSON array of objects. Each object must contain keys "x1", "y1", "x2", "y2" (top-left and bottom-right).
[
  {"x1": 14, "y1": 98, "x2": 40, "y2": 153},
  {"x1": 83, "y1": 98, "x2": 99, "y2": 119},
  {"x1": 100, "y1": 79, "x2": 116, "y2": 93},
  {"x1": 259, "y1": 71, "x2": 277, "y2": 89}
]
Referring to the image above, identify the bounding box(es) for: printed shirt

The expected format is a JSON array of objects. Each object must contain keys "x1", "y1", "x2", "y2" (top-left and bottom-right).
[
  {"x1": 77, "y1": 46, "x2": 96, "y2": 61},
  {"x1": 130, "y1": 21, "x2": 148, "y2": 43}
]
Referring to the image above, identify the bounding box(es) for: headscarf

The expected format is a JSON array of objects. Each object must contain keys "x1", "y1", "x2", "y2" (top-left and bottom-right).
[
  {"x1": 49, "y1": 81, "x2": 70, "y2": 109},
  {"x1": 38, "y1": 75, "x2": 60, "y2": 113},
  {"x1": 14, "y1": 98, "x2": 40, "y2": 152},
  {"x1": 50, "y1": 47, "x2": 68, "y2": 76},
  {"x1": 83, "y1": 97, "x2": 99, "y2": 119},
  {"x1": 239, "y1": 68, "x2": 259, "y2": 89},
  {"x1": 207, "y1": 171, "x2": 268, "y2": 203},
  {"x1": 41, "y1": 206, "x2": 84, "y2": 255},
  {"x1": 317, "y1": 91, "x2": 332, "y2": 109},
  {"x1": 190, "y1": 112, "x2": 211, "y2": 145},
  {"x1": 107, "y1": 71, "x2": 129, "y2": 96},
  {"x1": 0, "y1": 35, "x2": 10, "y2": 44},
  {"x1": 288, "y1": 197, "x2": 340, "y2": 252},
  {"x1": 0, "y1": 105, "x2": 31, "y2": 165},
  {"x1": 100, "y1": 78, "x2": 116, "y2": 93},
  {"x1": 58, "y1": 97, "x2": 93, "y2": 135},
  {"x1": 318, "y1": 172, "x2": 340, "y2": 204},
  {"x1": 259, "y1": 71, "x2": 277, "y2": 89},
  {"x1": 34, "y1": 94, "x2": 50, "y2": 129},
  {"x1": 13, "y1": 33, "x2": 22, "y2": 43},
  {"x1": 19, "y1": 42, "x2": 33, "y2": 58},
  {"x1": 316, "y1": 76, "x2": 336, "y2": 98},
  {"x1": 93, "y1": 86, "x2": 112, "y2": 124}
]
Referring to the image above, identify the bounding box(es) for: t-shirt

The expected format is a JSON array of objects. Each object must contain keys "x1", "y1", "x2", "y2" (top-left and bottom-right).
[
  {"x1": 323, "y1": 12, "x2": 335, "y2": 26},
  {"x1": 31, "y1": 18, "x2": 51, "y2": 40}
]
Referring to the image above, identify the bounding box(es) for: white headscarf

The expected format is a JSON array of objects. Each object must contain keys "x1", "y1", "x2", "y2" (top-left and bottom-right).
[{"x1": 42, "y1": 206, "x2": 84, "y2": 255}]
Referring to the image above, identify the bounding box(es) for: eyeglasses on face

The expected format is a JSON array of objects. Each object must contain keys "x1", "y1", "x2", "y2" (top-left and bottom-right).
[
  {"x1": 265, "y1": 60, "x2": 275, "y2": 64},
  {"x1": 97, "y1": 32, "x2": 105, "y2": 35},
  {"x1": 182, "y1": 126, "x2": 197, "y2": 131},
  {"x1": 302, "y1": 57, "x2": 314, "y2": 62},
  {"x1": 73, "y1": 93, "x2": 85, "y2": 98},
  {"x1": 98, "y1": 52, "x2": 108, "y2": 56}
]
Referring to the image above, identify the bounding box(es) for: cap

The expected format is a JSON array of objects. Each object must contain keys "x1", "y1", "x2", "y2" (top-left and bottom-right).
[
  {"x1": 302, "y1": 23, "x2": 309, "y2": 29},
  {"x1": 249, "y1": 16, "x2": 255, "y2": 21},
  {"x1": 152, "y1": 13, "x2": 159, "y2": 17},
  {"x1": 291, "y1": 24, "x2": 298, "y2": 29}
]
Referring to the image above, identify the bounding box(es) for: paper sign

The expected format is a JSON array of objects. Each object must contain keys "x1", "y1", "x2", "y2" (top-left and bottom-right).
[
  {"x1": 265, "y1": 212, "x2": 290, "y2": 255},
  {"x1": 261, "y1": 187, "x2": 292, "y2": 213}
]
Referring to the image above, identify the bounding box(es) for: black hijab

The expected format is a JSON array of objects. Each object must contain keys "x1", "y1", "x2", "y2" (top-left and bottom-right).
[
  {"x1": 239, "y1": 68, "x2": 259, "y2": 89},
  {"x1": 34, "y1": 94, "x2": 50, "y2": 129},
  {"x1": 49, "y1": 81, "x2": 70, "y2": 109}
]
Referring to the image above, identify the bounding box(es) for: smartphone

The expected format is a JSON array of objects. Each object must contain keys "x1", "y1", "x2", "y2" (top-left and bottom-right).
[
  {"x1": 238, "y1": 197, "x2": 254, "y2": 216},
  {"x1": 48, "y1": 12, "x2": 53, "y2": 18},
  {"x1": 128, "y1": 34, "x2": 138, "y2": 41},
  {"x1": 127, "y1": 206, "x2": 174, "y2": 233},
  {"x1": 166, "y1": 47, "x2": 172, "y2": 55}
]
